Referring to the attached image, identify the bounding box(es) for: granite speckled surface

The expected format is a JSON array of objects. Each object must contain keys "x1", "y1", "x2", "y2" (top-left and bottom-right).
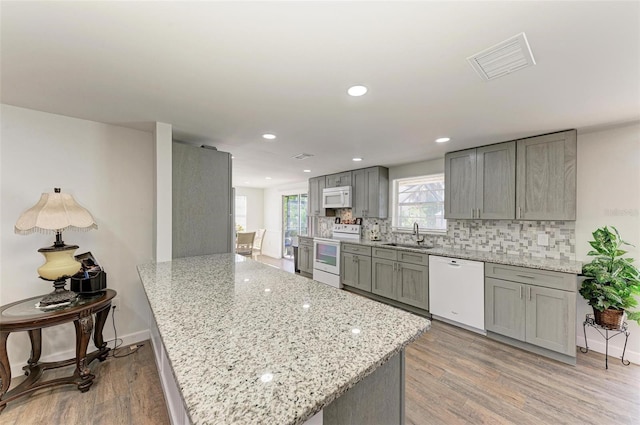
[
  {"x1": 340, "y1": 239, "x2": 582, "y2": 274},
  {"x1": 137, "y1": 254, "x2": 430, "y2": 425}
]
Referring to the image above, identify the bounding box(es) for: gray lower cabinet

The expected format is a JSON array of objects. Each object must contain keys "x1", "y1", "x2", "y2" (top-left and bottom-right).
[
  {"x1": 341, "y1": 243, "x2": 372, "y2": 291},
  {"x1": 516, "y1": 130, "x2": 577, "y2": 220},
  {"x1": 352, "y1": 166, "x2": 389, "y2": 218},
  {"x1": 371, "y1": 249, "x2": 429, "y2": 311},
  {"x1": 445, "y1": 141, "x2": 515, "y2": 220},
  {"x1": 308, "y1": 176, "x2": 327, "y2": 217},
  {"x1": 297, "y1": 238, "x2": 314, "y2": 276},
  {"x1": 485, "y1": 263, "x2": 577, "y2": 358}
]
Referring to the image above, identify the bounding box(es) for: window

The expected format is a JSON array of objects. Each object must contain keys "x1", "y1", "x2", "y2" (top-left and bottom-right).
[
  {"x1": 393, "y1": 174, "x2": 446, "y2": 232},
  {"x1": 235, "y1": 195, "x2": 247, "y2": 232}
]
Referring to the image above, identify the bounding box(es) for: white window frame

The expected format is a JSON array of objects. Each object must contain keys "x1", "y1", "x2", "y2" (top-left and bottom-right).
[
  {"x1": 392, "y1": 174, "x2": 447, "y2": 234},
  {"x1": 235, "y1": 195, "x2": 248, "y2": 232}
]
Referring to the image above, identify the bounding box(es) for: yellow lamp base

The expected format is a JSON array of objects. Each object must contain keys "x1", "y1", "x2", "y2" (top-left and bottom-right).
[{"x1": 37, "y1": 244, "x2": 81, "y2": 306}]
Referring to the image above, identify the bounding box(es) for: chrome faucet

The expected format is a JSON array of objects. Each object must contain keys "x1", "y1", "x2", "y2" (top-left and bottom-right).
[{"x1": 413, "y1": 222, "x2": 425, "y2": 245}]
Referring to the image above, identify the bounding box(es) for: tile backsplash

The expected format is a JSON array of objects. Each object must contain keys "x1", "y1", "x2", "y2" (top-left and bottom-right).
[{"x1": 316, "y1": 210, "x2": 575, "y2": 260}]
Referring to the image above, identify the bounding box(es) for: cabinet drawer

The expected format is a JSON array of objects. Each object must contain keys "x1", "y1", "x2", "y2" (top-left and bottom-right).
[
  {"x1": 298, "y1": 237, "x2": 313, "y2": 247},
  {"x1": 372, "y1": 247, "x2": 397, "y2": 260},
  {"x1": 397, "y1": 250, "x2": 429, "y2": 266},
  {"x1": 342, "y1": 243, "x2": 372, "y2": 256},
  {"x1": 485, "y1": 263, "x2": 576, "y2": 292}
]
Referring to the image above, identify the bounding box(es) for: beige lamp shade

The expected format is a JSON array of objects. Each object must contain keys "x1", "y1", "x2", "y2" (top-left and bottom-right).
[{"x1": 15, "y1": 190, "x2": 97, "y2": 235}]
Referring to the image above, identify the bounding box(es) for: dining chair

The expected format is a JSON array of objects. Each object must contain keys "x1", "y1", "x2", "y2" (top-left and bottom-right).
[
  {"x1": 252, "y1": 229, "x2": 266, "y2": 259},
  {"x1": 236, "y1": 232, "x2": 255, "y2": 257}
]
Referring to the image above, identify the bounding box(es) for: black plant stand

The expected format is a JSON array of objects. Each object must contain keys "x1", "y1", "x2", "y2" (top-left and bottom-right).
[{"x1": 580, "y1": 314, "x2": 630, "y2": 369}]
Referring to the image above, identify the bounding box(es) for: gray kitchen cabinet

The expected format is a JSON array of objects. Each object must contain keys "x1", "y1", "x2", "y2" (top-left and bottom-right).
[
  {"x1": 352, "y1": 166, "x2": 389, "y2": 218},
  {"x1": 341, "y1": 252, "x2": 372, "y2": 292},
  {"x1": 308, "y1": 176, "x2": 327, "y2": 217},
  {"x1": 516, "y1": 130, "x2": 577, "y2": 220},
  {"x1": 297, "y1": 237, "x2": 314, "y2": 276},
  {"x1": 325, "y1": 171, "x2": 352, "y2": 188},
  {"x1": 485, "y1": 263, "x2": 577, "y2": 359},
  {"x1": 445, "y1": 141, "x2": 515, "y2": 220},
  {"x1": 371, "y1": 249, "x2": 429, "y2": 311},
  {"x1": 397, "y1": 262, "x2": 429, "y2": 310},
  {"x1": 371, "y1": 258, "x2": 396, "y2": 299}
]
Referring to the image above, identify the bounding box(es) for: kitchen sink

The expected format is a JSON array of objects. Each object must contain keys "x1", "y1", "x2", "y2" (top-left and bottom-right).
[{"x1": 381, "y1": 243, "x2": 432, "y2": 250}]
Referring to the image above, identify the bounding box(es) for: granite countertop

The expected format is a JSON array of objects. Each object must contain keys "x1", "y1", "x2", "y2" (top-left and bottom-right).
[
  {"x1": 137, "y1": 254, "x2": 430, "y2": 425},
  {"x1": 342, "y1": 239, "x2": 582, "y2": 274}
]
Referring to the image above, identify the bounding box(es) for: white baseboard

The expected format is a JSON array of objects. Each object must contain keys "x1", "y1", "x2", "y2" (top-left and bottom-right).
[
  {"x1": 10, "y1": 328, "x2": 150, "y2": 377},
  {"x1": 576, "y1": 334, "x2": 638, "y2": 366}
]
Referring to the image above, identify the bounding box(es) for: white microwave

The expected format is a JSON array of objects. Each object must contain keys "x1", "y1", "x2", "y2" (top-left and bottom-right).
[{"x1": 322, "y1": 186, "x2": 352, "y2": 208}]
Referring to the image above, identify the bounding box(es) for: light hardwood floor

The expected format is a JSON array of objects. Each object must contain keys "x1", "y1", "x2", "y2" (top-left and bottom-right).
[{"x1": 3, "y1": 255, "x2": 639, "y2": 424}]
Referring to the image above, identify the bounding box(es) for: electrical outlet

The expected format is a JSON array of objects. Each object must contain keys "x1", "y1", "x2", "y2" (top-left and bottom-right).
[{"x1": 112, "y1": 297, "x2": 120, "y2": 311}]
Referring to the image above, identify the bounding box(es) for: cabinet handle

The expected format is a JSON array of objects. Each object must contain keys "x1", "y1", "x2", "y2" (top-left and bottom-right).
[
  {"x1": 516, "y1": 274, "x2": 535, "y2": 279},
  {"x1": 477, "y1": 209, "x2": 481, "y2": 219},
  {"x1": 472, "y1": 209, "x2": 475, "y2": 219},
  {"x1": 519, "y1": 286, "x2": 523, "y2": 299},
  {"x1": 517, "y1": 206, "x2": 521, "y2": 219},
  {"x1": 528, "y1": 287, "x2": 531, "y2": 301}
]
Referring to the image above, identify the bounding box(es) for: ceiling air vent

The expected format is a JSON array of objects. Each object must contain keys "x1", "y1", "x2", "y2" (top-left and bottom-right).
[
  {"x1": 467, "y1": 32, "x2": 536, "y2": 81},
  {"x1": 291, "y1": 153, "x2": 314, "y2": 160}
]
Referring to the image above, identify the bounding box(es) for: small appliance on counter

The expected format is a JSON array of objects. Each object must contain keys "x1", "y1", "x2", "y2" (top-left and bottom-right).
[{"x1": 369, "y1": 223, "x2": 381, "y2": 241}]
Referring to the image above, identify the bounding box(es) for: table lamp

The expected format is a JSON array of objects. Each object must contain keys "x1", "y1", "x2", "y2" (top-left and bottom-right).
[{"x1": 15, "y1": 188, "x2": 97, "y2": 306}]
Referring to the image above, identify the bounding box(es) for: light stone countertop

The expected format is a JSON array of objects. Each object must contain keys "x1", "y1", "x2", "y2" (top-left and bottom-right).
[
  {"x1": 342, "y1": 239, "x2": 583, "y2": 274},
  {"x1": 137, "y1": 254, "x2": 430, "y2": 425}
]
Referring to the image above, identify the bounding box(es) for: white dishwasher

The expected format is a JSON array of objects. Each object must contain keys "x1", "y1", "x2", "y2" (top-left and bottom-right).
[{"x1": 429, "y1": 255, "x2": 485, "y2": 333}]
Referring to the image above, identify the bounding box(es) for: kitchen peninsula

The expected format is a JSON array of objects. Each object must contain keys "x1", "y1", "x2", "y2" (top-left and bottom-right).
[{"x1": 137, "y1": 254, "x2": 430, "y2": 425}]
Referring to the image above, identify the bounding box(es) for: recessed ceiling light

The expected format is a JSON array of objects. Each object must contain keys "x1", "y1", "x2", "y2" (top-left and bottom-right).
[
  {"x1": 347, "y1": 85, "x2": 368, "y2": 97},
  {"x1": 262, "y1": 133, "x2": 276, "y2": 140},
  {"x1": 265, "y1": 177, "x2": 272, "y2": 180},
  {"x1": 435, "y1": 137, "x2": 451, "y2": 143},
  {"x1": 231, "y1": 156, "x2": 235, "y2": 159},
  {"x1": 352, "y1": 157, "x2": 363, "y2": 162},
  {"x1": 303, "y1": 169, "x2": 311, "y2": 173}
]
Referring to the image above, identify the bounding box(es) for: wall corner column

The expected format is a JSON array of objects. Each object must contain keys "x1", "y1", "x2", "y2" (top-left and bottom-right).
[{"x1": 154, "y1": 122, "x2": 172, "y2": 262}]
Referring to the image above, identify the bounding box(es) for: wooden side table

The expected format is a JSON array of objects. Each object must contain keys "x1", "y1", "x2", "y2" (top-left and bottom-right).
[{"x1": 0, "y1": 289, "x2": 116, "y2": 412}]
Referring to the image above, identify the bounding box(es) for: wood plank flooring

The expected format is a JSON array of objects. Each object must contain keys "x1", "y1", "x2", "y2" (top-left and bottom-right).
[{"x1": 3, "y1": 255, "x2": 638, "y2": 424}]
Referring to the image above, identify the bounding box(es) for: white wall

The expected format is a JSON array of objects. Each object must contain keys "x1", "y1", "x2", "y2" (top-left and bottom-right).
[
  {"x1": 575, "y1": 121, "x2": 640, "y2": 364},
  {"x1": 0, "y1": 105, "x2": 154, "y2": 371},
  {"x1": 234, "y1": 186, "x2": 265, "y2": 232},
  {"x1": 263, "y1": 181, "x2": 308, "y2": 258}
]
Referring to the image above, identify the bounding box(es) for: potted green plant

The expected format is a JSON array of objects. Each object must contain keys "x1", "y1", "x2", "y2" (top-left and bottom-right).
[{"x1": 579, "y1": 226, "x2": 640, "y2": 328}]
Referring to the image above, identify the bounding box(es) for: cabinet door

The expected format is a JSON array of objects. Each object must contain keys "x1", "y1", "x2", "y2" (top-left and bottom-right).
[
  {"x1": 326, "y1": 171, "x2": 352, "y2": 188},
  {"x1": 353, "y1": 167, "x2": 389, "y2": 218},
  {"x1": 445, "y1": 149, "x2": 476, "y2": 219},
  {"x1": 371, "y1": 258, "x2": 396, "y2": 299},
  {"x1": 341, "y1": 252, "x2": 359, "y2": 288},
  {"x1": 476, "y1": 142, "x2": 516, "y2": 219},
  {"x1": 485, "y1": 278, "x2": 525, "y2": 341},
  {"x1": 397, "y1": 263, "x2": 429, "y2": 310},
  {"x1": 352, "y1": 168, "x2": 368, "y2": 217},
  {"x1": 308, "y1": 177, "x2": 327, "y2": 217},
  {"x1": 298, "y1": 246, "x2": 309, "y2": 274},
  {"x1": 516, "y1": 130, "x2": 577, "y2": 220},
  {"x1": 525, "y1": 285, "x2": 576, "y2": 356},
  {"x1": 355, "y1": 254, "x2": 372, "y2": 292}
]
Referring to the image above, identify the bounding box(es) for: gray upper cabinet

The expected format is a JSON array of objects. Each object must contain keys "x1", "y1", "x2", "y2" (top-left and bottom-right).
[
  {"x1": 308, "y1": 176, "x2": 327, "y2": 217},
  {"x1": 326, "y1": 171, "x2": 352, "y2": 188},
  {"x1": 476, "y1": 142, "x2": 516, "y2": 219},
  {"x1": 352, "y1": 166, "x2": 389, "y2": 218},
  {"x1": 445, "y1": 142, "x2": 515, "y2": 220},
  {"x1": 516, "y1": 130, "x2": 577, "y2": 220},
  {"x1": 444, "y1": 149, "x2": 476, "y2": 219}
]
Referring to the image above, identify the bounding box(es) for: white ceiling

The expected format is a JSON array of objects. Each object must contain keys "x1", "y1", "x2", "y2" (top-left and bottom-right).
[{"x1": 2, "y1": 1, "x2": 639, "y2": 188}]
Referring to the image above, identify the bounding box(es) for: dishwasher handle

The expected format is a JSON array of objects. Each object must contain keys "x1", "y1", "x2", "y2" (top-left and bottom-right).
[{"x1": 447, "y1": 261, "x2": 461, "y2": 267}]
